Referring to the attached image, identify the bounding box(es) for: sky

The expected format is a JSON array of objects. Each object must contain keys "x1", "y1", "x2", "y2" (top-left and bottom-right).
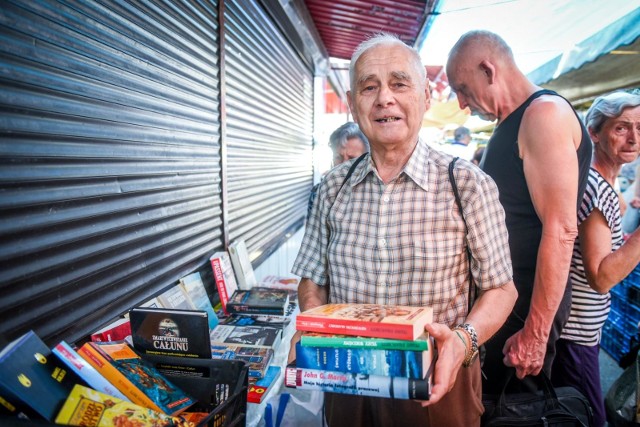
[{"x1": 419, "y1": 0, "x2": 639, "y2": 74}]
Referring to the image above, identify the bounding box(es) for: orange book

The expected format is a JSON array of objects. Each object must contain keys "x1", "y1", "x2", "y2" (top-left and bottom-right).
[
  {"x1": 77, "y1": 341, "x2": 194, "y2": 416},
  {"x1": 295, "y1": 303, "x2": 433, "y2": 341}
]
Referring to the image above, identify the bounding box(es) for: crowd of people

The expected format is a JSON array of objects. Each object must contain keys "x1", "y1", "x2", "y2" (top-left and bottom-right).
[{"x1": 291, "y1": 29, "x2": 640, "y2": 427}]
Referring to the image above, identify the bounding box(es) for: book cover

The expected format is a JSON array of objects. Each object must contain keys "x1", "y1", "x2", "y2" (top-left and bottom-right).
[
  {"x1": 0, "y1": 330, "x2": 87, "y2": 421},
  {"x1": 130, "y1": 307, "x2": 212, "y2": 359},
  {"x1": 179, "y1": 272, "x2": 219, "y2": 331},
  {"x1": 258, "y1": 275, "x2": 300, "y2": 291},
  {"x1": 228, "y1": 240, "x2": 257, "y2": 290},
  {"x1": 295, "y1": 339, "x2": 433, "y2": 379},
  {"x1": 221, "y1": 312, "x2": 291, "y2": 328},
  {"x1": 210, "y1": 345, "x2": 273, "y2": 379},
  {"x1": 226, "y1": 287, "x2": 290, "y2": 316},
  {"x1": 285, "y1": 361, "x2": 434, "y2": 400},
  {"x1": 52, "y1": 341, "x2": 129, "y2": 402},
  {"x1": 209, "y1": 325, "x2": 282, "y2": 351},
  {"x1": 77, "y1": 341, "x2": 195, "y2": 416},
  {"x1": 90, "y1": 318, "x2": 132, "y2": 343},
  {"x1": 300, "y1": 332, "x2": 430, "y2": 351},
  {"x1": 209, "y1": 251, "x2": 239, "y2": 315},
  {"x1": 247, "y1": 366, "x2": 281, "y2": 404},
  {"x1": 295, "y1": 303, "x2": 433, "y2": 341},
  {"x1": 157, "y1": 284, "x2": 198, "y2": 311},
  {"x1": 55, "y1": 384, "x2": 183, "y2": 427}
]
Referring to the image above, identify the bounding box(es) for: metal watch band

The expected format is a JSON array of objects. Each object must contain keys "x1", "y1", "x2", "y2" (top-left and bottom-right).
[{"x1": 454, "y1": 323, "x2": 479, "y2": 367}]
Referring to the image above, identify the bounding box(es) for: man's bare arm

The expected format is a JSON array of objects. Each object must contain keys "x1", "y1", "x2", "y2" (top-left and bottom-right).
[
  {"x1": 287, "y1": 278, "x2": 328, "y2": 363},
  {"x1": 504, "y1": 97, "x2": 580, "y2": 378}
]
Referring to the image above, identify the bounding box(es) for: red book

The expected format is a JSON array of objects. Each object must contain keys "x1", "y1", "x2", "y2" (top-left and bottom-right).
[
  {"x1": 210, "y1": 251, "x2": 239, "y2": 315},
  {"x1": 90, "y1": 318, "x2": 131, "y2": 342},
  {"x1": 295, "y1": 303, "x2": 433, "y2": 341}
]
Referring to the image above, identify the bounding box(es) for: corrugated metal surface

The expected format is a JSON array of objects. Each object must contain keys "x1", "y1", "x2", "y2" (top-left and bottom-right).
[
  {"x1": 304, "y1": 0, "x2": 434, "y2": 59},
  {"x1": 224, "y1": 0, "x2": 313, "y2": 263},
  {"x1": 0, "y1": 0, "x2": 222, "y2": 345}
]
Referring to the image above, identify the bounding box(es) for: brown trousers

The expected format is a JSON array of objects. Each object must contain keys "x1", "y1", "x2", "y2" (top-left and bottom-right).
[{"x1": 324, "y1": 362, "x2": 483, "y2": 427}]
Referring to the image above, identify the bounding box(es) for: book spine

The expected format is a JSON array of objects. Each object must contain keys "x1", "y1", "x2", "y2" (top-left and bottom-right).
[
  {"x1": 300, "y1": 335, "x2": 428, "y2": 351},
  {"x1": 77, "y1": 344, "x2": 163, "y2": 413},
  {"x1": 211, "y1": 257, "x2": 231, "y2": 314},
  {"x1": 284, "y1": 365, "x2": 430, "y2": 400},
  {"x1": 295, "y1": 317, "x2": 414, "y2": 340},
  {"x1": 226, "y1": 304, "x2": 284, "y2": 316},
  {"x1": 295, "y1": 342, "x2": 424, "y2": 378}
]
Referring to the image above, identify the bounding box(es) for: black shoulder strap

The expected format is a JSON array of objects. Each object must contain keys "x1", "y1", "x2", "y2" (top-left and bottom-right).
[
  {"x1": 338, "y1": 152, "x2": 367, "y2": 193},
  {"x1": 448, "y1": 157, "x2": 475, "y2": 312}
]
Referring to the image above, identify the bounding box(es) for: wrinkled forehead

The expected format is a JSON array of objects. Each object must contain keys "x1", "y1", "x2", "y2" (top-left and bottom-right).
[{"x1": 354, "y1": 44, "x2": 422, "y2": 82}]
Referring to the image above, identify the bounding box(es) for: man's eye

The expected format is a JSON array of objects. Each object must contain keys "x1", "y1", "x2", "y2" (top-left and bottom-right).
[{"x1": 363, "y1": 86, "x2": 376, "y2": 92}]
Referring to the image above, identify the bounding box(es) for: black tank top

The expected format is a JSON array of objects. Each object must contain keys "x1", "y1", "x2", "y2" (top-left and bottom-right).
[{"x1": 480, "y1": 89, "x2": 591, "y2": 313}]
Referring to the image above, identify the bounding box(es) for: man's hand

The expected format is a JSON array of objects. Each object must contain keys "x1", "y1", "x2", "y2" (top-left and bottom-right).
[
  {"x1": 420, "y1": 323, "x2": 466, "y2": 406},
  {"x1": 502, "y1": 328, "x2": 547, "y2": 378},
  {"x1": 287, "y1": 330, "x2": 302, "y2": 365},
  {"x1": 630, "y1": 197, "x2": 640, "y2": 209}
]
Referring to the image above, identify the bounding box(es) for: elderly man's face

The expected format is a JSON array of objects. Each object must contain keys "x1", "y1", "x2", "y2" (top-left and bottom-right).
[
  {"x1": 333, "y1": 137, "x2": 367, "y2": 166},
  {"x1": 348, "y1": 44, "x2": 429, "y2": 149},
  {"x1": 447, "y1": 55, "x2": 496, "y2": 122}
]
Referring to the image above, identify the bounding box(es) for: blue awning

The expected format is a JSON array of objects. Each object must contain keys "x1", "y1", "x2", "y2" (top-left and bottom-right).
[{"x1": 527, "y1": 7, "x2": 640, "y2": 103}]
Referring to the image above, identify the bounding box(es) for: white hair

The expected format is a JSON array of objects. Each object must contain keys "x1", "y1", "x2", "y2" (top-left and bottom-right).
[{"x1": 349, "y1": 33, "x2": 426, "y2": 92}]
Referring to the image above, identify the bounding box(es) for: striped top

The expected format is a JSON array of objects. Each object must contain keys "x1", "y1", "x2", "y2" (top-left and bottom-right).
[{"x1": 561, "y1": 168, "x2": 623, "y2": 345}]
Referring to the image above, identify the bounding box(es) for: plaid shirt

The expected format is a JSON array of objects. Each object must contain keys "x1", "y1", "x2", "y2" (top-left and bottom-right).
[{"x1": 293, "y1": 139, "x2": 513, "y2": 326}]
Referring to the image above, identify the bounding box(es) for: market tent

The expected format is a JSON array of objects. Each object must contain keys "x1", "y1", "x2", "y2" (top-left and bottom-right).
[{"x1": 527, "y1": 8, "x2": 640, "y2": 104}]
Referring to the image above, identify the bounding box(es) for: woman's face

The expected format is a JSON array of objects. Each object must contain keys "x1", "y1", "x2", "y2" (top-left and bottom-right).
[{"x1": 591, "y1": 105, "x2": 640, "y2": 166}]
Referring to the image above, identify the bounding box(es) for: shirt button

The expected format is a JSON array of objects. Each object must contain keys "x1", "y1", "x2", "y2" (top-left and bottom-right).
[
  {"x1": 379, "y1": 239, "x2": 386, "y2": 247},
  {"x1": 383, "y1": 196, "x2": 390, "y2": 203}
]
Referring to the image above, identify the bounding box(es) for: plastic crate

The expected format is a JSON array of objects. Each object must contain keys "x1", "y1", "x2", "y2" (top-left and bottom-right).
[{"x1": 141, "y1": 355, "x2": 249, "y2": 427}]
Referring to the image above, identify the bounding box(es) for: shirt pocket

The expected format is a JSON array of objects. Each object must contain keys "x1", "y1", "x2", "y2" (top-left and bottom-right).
[{"x1": 411, "y1": 237, "x2": 465, "y2": 274}]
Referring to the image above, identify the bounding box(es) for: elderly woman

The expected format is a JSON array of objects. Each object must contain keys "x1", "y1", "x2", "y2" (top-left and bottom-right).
[{"x1": 551, "y1": 91, "x2": 640, "y2": 427}]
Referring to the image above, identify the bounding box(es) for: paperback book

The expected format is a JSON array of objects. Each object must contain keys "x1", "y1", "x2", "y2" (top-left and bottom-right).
[
  {"x1": 295, "y1": 340, "x2": 433, "y2": 379},
  {"x1": 258, "y1": 275, "x2": 299, "y2": 291},
  {"x1": 210, "y1": 344, "x2": 273, "y2": 379},
  {"x1": 209, "y1": 251, "x2": 239, "y2": 315},
  {"x1": 285, "y1": 361, "x2": 434, "y2": 400},
  {"x1": 90, "y1": 317, "x2": 131, "y2": 343},
  {"x1": 221, "y1": 312, "x2": 291, "y2": 329},
  {"x1": 226, "y1": 287, "x2": 290, "y2": 316},
  {"x1": 228, "y1": 240, "x2": 257, "y2": 290},
  {"x1": 55, "y1": 384, "x2": 183, "y2": 427},
  {"x1": 0, "y1": 330, "x2": 87, "y2": 421},
  {"x1": 300, "y1": 332, "x2": 430, "y2": 351},
  {"x1": 209, "y1": 324, "x2": 282, "y2": 351},
  {"x1": 77, "y1": 341, "x2": 195, "y2": 416},
  {"x1": 179, "y1": 271, "x2": 219, "y2": 330},
  {"x1": 130, "y1": 307, "x2": 212, "y2": 359},
  {"x1": 247, "y1": 366, "x2": 281, "y2": 404},
  {"x1": 52, "y1": 341, "x2": 129, "y2": 401},
  {"x1": 295, "y1": 303, "x2": 433, "y2": 341},
  {"x1": 157, "y1": 284, "x2": 197, "y2": 311}
]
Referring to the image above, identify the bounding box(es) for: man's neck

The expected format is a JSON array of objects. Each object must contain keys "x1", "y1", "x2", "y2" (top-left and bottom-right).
[
  {"x1": 370, "y1": 139, "x2": 419, "y2": 184},
  {"x1": 496, "y1": 80, "x2": 541, "y2": 124}
]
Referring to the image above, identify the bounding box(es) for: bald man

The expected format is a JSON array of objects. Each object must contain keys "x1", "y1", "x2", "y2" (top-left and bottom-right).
[{"x1": 447, "y1": 30, "x2": 591, "y2": 393}]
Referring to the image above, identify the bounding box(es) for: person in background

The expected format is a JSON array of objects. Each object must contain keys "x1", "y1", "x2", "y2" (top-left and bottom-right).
[
  {"x1": 307, "y1": 122, "x2": 369, "y2": 218},
  {"x1": 552, "y1": 91, "x2": 640, "y2": 427},
  {"x1": 438, "y1": 126, "x2": 476, "y2": 161},
  {"x1": 291, "y1": 33, "x2": 517, "y2": 427},
  {"x1": 447, "y1": 30, "x2": 592, "y2": 393},
  {"x1": 471, "y1": 145, "x2": 485, "y2": 165}
]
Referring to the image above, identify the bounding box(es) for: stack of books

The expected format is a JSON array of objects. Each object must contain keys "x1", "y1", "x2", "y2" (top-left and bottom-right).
[{"x1": 285, "y1": 303, "x2": 436, "y2": 400}]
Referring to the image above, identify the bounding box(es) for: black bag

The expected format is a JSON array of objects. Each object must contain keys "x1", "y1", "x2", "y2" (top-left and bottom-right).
[{"x1": 481, "y1": 370, "x2": 593, "y2": 426}]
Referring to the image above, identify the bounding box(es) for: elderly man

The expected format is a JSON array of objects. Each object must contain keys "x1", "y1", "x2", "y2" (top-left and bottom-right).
[
  {"x1": 291, "y1": 33, "x2": 517, "y2": 427},
  {"x1": 447, "y1": 30, "x2": 591, "y2": 393}
]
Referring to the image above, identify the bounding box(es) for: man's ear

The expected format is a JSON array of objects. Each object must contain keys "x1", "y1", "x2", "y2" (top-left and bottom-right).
[
  {"x1": 424, "y1": 78, "x2": 431, "y2": 109},
  {"x1": 479, "y1": 60, "x2": 496, "y2": 84}
]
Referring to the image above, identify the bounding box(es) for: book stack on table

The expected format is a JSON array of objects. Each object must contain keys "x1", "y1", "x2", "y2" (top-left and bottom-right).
[{"x1": 285, "y1": 303, "x2": 436, "y2": 400}]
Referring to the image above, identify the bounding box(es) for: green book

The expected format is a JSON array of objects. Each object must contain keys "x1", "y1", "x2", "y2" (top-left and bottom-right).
[{"x1": 300, "y1": 331, "x2": 429, "y2": 351}]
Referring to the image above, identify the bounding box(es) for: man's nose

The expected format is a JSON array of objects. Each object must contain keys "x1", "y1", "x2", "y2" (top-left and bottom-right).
[
  {"x1": 376, "y1": 85, "x2": 394, "y2": 105},
  {"x1": 456, "y1": 94, "x2": 469, "y2": 110}
]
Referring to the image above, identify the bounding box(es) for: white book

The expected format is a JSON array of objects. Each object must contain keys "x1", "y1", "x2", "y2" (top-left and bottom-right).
[
  {"x1": 156, "y1": 283, "x2": 197, "y2": 311},
  {"x1": 228, "y1": 240, "x2": 257, "y2": 290}
]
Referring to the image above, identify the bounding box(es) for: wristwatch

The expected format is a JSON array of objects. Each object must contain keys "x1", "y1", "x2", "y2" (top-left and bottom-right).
[{"x1": 454, "y1": 323, "x2": 479, "y2": 367}]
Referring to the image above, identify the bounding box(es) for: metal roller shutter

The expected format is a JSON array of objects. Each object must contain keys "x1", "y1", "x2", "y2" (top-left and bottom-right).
[
  {"x1": 0, "y1": 0, "x2": 222, "y2": 344},
  {"x1": 223, "y1": 0, "x2": 313, "y2": 263}
]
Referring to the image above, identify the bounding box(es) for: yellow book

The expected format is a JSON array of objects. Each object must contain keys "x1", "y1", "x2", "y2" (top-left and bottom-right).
[
  {"x1": 55, "y1": 384, "x2": 180, "y2": 427},
  {"x1": 77, "y1": 341, "x2": 194, "y2": 416}
]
